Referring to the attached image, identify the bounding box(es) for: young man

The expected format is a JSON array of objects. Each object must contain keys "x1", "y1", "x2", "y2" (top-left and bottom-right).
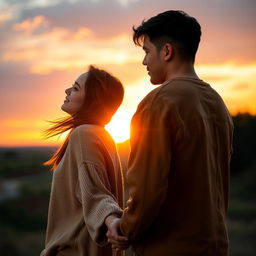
[{"x1": 105, "y1": 10, "x2": 233, "y2": 256}]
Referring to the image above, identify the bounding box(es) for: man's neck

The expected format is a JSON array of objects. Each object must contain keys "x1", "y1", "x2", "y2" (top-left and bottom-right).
[{"x1": 165, "y1": 61, "x2": 199, "y2": 82}]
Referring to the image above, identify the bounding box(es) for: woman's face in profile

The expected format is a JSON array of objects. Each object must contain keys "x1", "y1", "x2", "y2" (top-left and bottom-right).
[{"x1": 61, "y1": 73, "x2": 88, "y2": 115}]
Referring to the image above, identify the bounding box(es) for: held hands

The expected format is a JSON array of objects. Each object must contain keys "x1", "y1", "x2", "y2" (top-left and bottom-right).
[{"x1": 105, "y1": 215, "x2": 130, "y2": 252}]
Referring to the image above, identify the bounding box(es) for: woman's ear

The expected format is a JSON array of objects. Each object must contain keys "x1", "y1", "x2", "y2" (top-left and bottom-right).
[{"x1": 163, "y1": 43, "x2": 173, "y2": 61}]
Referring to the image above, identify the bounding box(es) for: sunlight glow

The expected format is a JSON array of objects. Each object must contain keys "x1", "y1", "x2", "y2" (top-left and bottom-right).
[
  {"x1": 0, "y1": 119, "x2": 52, "y2": 146},
  {"x1": 105, "y1": 108, "x2": 134, "y2": 143},
  {"x1": 1, "y1": 62, "x2": 255, "y2": 146},
  {"x1": 197, "y1": 62, "x2": 256, "y2": 115}
]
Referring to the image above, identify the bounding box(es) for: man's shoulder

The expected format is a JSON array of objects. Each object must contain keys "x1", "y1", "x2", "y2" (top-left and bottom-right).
[
  {"x1": 158, "y1": 77, "x2": 212, "y2": 102},
  {"x1": 162, "y1": 77, "x2": 209, "y2": 92},
  {"x1": 136, "y1": 85, "x2": 162, "y2": 110},
  {"x1": 137, "y1": 78, "x2": 211, "y2": 112}
]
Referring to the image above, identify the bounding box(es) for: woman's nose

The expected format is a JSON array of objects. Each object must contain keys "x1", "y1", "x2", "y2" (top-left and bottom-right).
[{"x1": 65, "y1": 87, "x2": 71, "y2": 95}]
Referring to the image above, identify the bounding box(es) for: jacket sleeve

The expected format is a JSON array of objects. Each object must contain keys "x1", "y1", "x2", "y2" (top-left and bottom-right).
[
  {"x1": 120, "y1": 103, "x2": 178, "y2": 240},
  {"x1": 77, "y1": 162, "x2": 122, "y2": 246}
]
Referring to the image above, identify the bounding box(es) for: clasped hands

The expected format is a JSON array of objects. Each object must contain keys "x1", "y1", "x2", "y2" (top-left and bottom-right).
[{"x1": 105, "y1": 215, "x2": 130, "y2": 252}]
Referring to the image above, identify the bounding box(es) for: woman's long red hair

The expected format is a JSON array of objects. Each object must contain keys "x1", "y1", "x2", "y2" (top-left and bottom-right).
[{"x1": 44, "y1": 65, "x2": 124, "y2": 170}]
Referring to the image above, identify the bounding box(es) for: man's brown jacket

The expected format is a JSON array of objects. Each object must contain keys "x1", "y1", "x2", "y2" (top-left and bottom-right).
[{"x1": 120, "y1": 77, "x2": 233, "y2": 256}]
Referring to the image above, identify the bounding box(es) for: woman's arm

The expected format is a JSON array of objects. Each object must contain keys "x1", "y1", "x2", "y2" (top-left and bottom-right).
[
  {"x1": 70, "y1": 125, "x2": 124, "y2": 245},
  {"x1": 77, "y1": 162, "x2": 122, "y2": 245}
]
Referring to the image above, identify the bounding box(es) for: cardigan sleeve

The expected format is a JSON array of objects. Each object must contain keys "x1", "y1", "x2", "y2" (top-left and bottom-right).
[{"x1": 77, "y1": 162, "x2": 122, "y2": 246}]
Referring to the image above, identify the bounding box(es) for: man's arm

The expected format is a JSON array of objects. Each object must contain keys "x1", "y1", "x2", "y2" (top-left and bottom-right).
[{"x1": 120, "y1": 104, "x2": 175, "y2": 240}]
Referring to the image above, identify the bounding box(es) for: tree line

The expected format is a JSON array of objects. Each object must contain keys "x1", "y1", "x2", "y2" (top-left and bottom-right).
[{"x1": 230, "y1": 113, "x2": 256, "y2": 175}]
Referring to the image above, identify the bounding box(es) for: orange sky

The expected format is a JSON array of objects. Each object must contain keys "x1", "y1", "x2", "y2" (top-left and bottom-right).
[{"x1": 0, "y1": 0, "x2": 255, "y2": 146}]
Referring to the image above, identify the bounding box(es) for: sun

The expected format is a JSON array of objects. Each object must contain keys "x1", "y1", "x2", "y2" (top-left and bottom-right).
[{"x1": 105, "y1": 108, "x2": 134, "y2": 143}]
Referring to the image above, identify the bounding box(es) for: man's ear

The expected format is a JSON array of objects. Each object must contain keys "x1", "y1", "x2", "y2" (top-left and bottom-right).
[{"x1": 162, "y1": 43, "x2": 173, "y2": 61}]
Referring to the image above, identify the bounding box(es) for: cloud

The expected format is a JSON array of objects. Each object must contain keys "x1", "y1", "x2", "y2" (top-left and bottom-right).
[
  {"x1": 2, "y1": 24, "x2": 141, "y2": 74},
  {"x1": 114, "y1": 0, "x2": 140, "y2": 6},
  {"x1": 4, "y1": 0, "x2": 253, "y2": 64},
  {"x1": 13, "y1": 15, "x2": 49, "y2": 33},
  {"x1": 0, "y1": 7, "x2": 13, "y2": 26}
]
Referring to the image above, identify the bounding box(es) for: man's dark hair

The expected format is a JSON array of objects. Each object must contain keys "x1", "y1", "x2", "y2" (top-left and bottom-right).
[{"x1": 133, "y1": 10, "x2": 201, "y2": 62}]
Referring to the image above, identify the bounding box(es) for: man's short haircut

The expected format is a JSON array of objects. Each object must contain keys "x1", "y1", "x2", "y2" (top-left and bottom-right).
[{"x1": 133, "y1": 10, "x2": 201, "y2": 62}]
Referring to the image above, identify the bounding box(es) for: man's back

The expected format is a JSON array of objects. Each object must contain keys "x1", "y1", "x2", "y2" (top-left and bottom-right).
[{"x1": 121, "y1": 77, "x2": 233, "y2": 256}]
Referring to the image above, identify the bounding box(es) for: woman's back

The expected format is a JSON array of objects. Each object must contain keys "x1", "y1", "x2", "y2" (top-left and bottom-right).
[{"x1": 41, "y1": 125, "x2": 123, "y2": 256}]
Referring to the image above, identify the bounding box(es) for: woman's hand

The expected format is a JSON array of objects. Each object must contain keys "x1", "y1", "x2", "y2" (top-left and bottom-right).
[{"x1": 105, "y1": 215, "x2": 130, "y2": 251}]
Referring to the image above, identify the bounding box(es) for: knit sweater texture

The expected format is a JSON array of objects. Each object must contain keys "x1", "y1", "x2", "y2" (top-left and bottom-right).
[{"x1": 41, "y1": 125, "x2": 124, "y2": 256}]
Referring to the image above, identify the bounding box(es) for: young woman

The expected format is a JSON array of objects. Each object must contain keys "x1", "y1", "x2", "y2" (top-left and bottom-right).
[{"x1": 41, "y1": 65, "x2": 125, "y2": 256}]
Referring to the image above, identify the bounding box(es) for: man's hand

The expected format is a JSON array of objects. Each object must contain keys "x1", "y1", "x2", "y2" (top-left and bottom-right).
[{"x1": 105, "y1": 215, "x2": 129, "y2": 251}]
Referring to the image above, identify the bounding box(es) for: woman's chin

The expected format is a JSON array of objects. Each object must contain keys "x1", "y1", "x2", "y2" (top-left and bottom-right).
[{"x1": 61, "y1": 104, "x2": 69, "y2": 114}]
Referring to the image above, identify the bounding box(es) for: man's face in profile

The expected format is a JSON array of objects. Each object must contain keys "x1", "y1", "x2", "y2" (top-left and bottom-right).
[{"x1": 142, "y1": 36, "x2": 166, "y2": 85}]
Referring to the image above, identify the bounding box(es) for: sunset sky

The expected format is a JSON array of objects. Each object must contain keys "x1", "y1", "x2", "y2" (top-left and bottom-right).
[{"x1": 0, "y1": 0, "x2": 255, "y2": 146}]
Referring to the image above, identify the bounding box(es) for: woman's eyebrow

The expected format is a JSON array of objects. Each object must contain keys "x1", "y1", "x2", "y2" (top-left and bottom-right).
[{"x1": 74, "y1": 81, "x2": 81, "y2": 88}]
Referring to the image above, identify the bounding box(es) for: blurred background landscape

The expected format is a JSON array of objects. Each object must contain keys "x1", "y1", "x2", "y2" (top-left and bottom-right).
[{"x1": 0, "y1": 113, "x2": 256, "y2": 255}]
